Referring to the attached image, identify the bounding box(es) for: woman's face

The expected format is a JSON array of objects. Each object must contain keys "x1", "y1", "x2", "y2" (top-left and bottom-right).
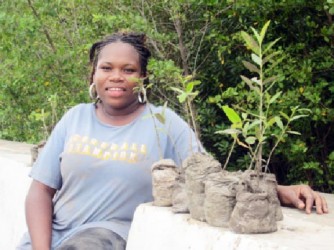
[{"x1": 93, "y1": 42, "x2": 143, "y2": 110}]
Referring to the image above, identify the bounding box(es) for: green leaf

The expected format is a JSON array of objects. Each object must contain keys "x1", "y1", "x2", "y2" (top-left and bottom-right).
[
  {"x1": 263, "y1": 38, "x2": 281, "y2": 55},
  {"x1": 215, "y1": 128, "x2": 241, "y2": 135},
  {"x1": 185, "y1": 80, "x2": 201, "y2": 93},
  {"x1": 297, "y1": 108, "x2": 312, "y2": 113},
  {"x1": 240, "y1": 75, "x2": 260, "y2": 93},
  {"x1": 267, "y1": 117, "x2": 276, "y2": 127},
  {"x1": 170, "y1": 87, "x2": 183, "y2": 94},
  {"x1": 275, "y1": 116, "x2": 284, "y2": 130},
  {"x1": 241, "y1": 31, "x2": 260, "y2": 54},
  {"x1": 260, "y1": 20, "x2": 271, "y2": 44},
  {"x1": 260, "y1": 136, "x2": 267, "y2": 143},
  {"x1": 263, "y1": 76, "x2": 278, "y2": 85},
  {"x1": 192, "y1": 80, "x2": 201, "y2": 86},
  {"x1": 251, "y1": 27, "x2": 261, "y2": 44},
  {"x1": 242, "y1": 60, "x2": 260, "y2": 73},
  {"x1": 177, "y1": 92, "x2": 188, "y2": 103},
  {"x1": 245, "y1": 136, "x2": 256, "y2": 145},
  {"x1": 269, "y1": 91, "x2": 281, "y2": 104},
  {"x1": 265, "y1": 92, "x2": 271, "y2": 104},
  {"x1": 162, "y1": 101, "x2": 168, "y2": 116},
  {"x1": 184, "y1": 75, "x2": 193, "y2": 82},
  {"x1": 186, "y1": 82, "x2": 194, "y2": 92},
  {"x1": 251, "y1": 53, "x2": 262, "y2": 66},
  {"x1": 330, "y1": 6, "x2": 334, "y2": 15},
  {"x1": 262, "y1": 51, "x2": 281, "y2": 65},
  {"x1": 290, "y1": 115, "x2": 309, "y2": 122},
  {"x1": 163, "y1": 101, "x2": 168, "y2": 109},
  {"x1": 154, "y1": 113, "x2": 166, "y2": 124},
  {"x1": 242, "y1": 121, "x2": 250, "y2": 136},
  {"x1": 222, "y1": 105, "x2": 242, "y2": 124},
  {"x1": 189, "y1": 91, "x2": 199, "y2": 98},
  {"x1": 286, "y1": 131, "x2": 301, "y2": 135},
  {"x1": 248, "y1": 119, "x2": 261, "y2": 130},
  {"x1": 255, "y1": 127, "x2": 261, "y2": 140},
  {"x1": 279, "y1": 112, "x2": 290, "y2": 121}
]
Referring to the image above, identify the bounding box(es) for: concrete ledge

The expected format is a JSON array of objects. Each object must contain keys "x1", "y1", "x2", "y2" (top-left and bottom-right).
[
  {"x1": 0, "y1": 156, "x2": 31, "y2": 250},
  {"x1": 0, "y1": 140, "x2": 33, "y2": 166},
  {"x1": 0, "y1": 140, "x2": 32, "y2": 250},
  {"x1": 127, "y1": 195, "x2": 334, "y2": 250}
]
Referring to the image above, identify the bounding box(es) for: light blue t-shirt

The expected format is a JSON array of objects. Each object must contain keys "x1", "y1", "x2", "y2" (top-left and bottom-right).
[{"x1": 18, "y1": 103, "x2": 201, "y2": 249}]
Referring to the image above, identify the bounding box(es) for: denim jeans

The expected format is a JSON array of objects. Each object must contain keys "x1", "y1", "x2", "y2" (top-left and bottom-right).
[{"x1": 56, "y1": 227, "x2": 126, "y2": 250}]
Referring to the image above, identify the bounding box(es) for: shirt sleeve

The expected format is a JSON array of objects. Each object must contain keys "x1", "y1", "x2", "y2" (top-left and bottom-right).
[{"x1": 29, "y1": 107, "x2": 74, "y2": 190}]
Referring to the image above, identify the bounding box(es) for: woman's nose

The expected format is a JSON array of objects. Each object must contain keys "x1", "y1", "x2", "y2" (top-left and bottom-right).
[{"x1": 109, "y1": 70, "x2": 124, "y2": 82}]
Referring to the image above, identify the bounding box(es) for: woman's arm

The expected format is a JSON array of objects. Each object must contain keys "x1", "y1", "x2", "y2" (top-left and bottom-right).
[
  {"x1": 25, "y1": 180, "x2": 56, "y2": 250},
  {"x1": 277, "y1": 184, "x2": 328, "y2": 214}
]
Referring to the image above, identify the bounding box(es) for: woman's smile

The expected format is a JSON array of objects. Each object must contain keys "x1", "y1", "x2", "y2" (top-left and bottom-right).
[{"x1": 105, "y1": 86, "x2": 127, "y2": 98}]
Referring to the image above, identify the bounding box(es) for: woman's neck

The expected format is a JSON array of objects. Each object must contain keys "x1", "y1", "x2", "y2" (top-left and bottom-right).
[{"x1": 96, "y1": 101, "x2": 145, "y2": 126}]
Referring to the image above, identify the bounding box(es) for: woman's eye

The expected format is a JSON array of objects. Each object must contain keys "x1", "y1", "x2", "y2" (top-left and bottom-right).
[
  {"x1": 124, "y1": 68, "x2": 136, "y2": 73},
  {"x1": 101, "y1": 66, "x2": 111, "y2": 71}
]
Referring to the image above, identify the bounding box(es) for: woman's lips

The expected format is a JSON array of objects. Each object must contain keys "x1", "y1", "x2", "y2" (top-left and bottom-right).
[{"x1": 105, "y1": 87, "x2": 126, "y2": 97}]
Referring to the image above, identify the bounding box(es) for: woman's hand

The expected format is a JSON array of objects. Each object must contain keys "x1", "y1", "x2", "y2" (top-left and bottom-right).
[{"x1": 277, "y1": 185, "x2": 329, "y2": 214}]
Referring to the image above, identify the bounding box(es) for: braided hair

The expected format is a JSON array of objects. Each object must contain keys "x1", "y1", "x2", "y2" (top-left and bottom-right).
[{"x1": 89, "y1": 32, "x2": 151, "y2": 85}]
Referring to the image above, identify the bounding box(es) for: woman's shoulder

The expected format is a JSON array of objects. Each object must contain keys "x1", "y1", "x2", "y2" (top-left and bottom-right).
[
  {"x1": 147, "y1": 103, "x2": 187, "y2": 125},
  {"x1": 148, "y1": 103, "x2": 180, "y2": 117},
  {"x1": 59, "y1": 103, "x2": 94, "y2": 123},
  {"x1": 64, "y1": 103, "x2": 93, "y2": 115}
]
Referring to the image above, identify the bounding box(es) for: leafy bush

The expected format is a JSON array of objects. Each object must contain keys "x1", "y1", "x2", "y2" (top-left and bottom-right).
[{"x1": 0, "y1": 0, "x2": 333, "y2": 192}]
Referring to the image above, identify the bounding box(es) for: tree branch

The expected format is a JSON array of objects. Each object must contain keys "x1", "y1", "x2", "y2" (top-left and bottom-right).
[
  {"x1": 173, "y1": 15, "x2": 189, "y2": 75},
  {"x1": 27, "y1": 0, "x2": 57, "y2": 53}
]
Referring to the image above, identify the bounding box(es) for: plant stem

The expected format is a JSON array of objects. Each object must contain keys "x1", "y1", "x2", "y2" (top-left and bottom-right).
[
  {"x1": 187, "y1": 99, "x2": 201, "y2": 152},
  {"x1": 148, "y1": 103, "x2": 163, "y2": 160},
  {"x1": 223, "y1": 137, "x2": 236, "y2": 170},
  {"x1": 256, "y1": 41, "x2": 264, "y2": 173},
  {"x1": 264, "y1": 109, "x2": 296, "y2": 172}
]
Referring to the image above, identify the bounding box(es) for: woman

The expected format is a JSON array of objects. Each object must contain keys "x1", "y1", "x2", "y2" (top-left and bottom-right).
[{"x1": 18, "y1": 32, "x2": 328, "y2": 250}]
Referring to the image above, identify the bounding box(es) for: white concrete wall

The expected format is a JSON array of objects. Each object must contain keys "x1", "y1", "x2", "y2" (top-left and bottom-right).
[
  {"x1": 126, "y1": 196, "x2": 334, "y2": 250},
  {"x1": 0, "y1": 156, "x2": 30, "y2": 250}
]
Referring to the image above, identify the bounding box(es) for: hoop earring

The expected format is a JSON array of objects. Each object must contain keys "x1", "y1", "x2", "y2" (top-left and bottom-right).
[
  {"x1": 89, "y1": 83, "x2": 98, "y2": 100},
  {"x1": 138, "y1": 87, "x2": 147, "y2": 104}
]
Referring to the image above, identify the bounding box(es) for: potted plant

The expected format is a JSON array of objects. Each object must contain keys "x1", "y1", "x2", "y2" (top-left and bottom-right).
[
  {"x1": 170, "y1": 75, "x2": 224, "y2": 221},
  {"x1": 151, "y1": 21, "x2": 310, "y2": 234},
  {"x1": 216, "y1": 20, "x2": 310, "y2": 233}
]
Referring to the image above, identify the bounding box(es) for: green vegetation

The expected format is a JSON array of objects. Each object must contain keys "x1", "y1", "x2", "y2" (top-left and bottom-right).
[
  {"x1": 218, "y1": 21, "x2": 311, "y2": 174},
  {"x1": 1, "y1": 0, "x2": 333, "y2": 192}
]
